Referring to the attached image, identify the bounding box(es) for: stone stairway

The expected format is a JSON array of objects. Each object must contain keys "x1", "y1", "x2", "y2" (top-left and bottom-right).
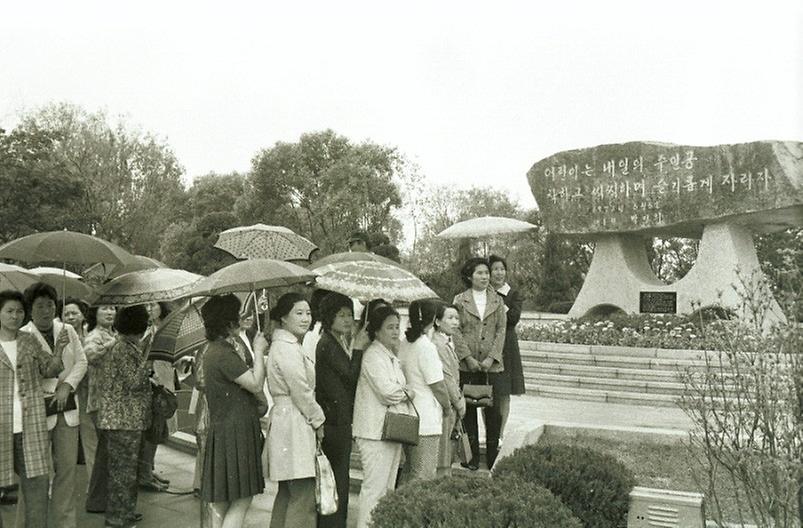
[{"x1": 521, "y1": 341, "x2": 733, "y2": 407}]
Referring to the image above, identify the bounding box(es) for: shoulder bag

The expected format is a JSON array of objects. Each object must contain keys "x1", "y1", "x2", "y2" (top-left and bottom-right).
[{"x1": 381, "y1": 390, "x2": 420, "y2": 445}]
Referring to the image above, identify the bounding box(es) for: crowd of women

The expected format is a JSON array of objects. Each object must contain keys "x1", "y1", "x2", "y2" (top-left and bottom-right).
[{"x1": 0, "y1": 253, "x2": 525, "y2": 528}]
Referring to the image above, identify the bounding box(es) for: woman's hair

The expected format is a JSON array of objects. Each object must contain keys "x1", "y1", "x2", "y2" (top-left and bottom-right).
[
  {"x1": 488, "y1": 254, "x2": 508, "y2": 271},
  {"x1": 366, "y1": 304, "x2": 400, "y2": 341},
  {"x1": 153, "y1": 302, "x2": 172, "y2": 322},
  {"x1": 60, "y1": 297, "x2": 88, "y2": 320},
  {"x1": 309, "y1": 288, "x2": 334, "y2": 326},
  {"x1": 0, "y1": 290, "x2": 27, "y2": 320},
  {"x1": 24, "y1": 282, "x2": 58, "y2": 308},
  {"x1": 359, "y1": 298, "x2": 390, "y2": 328},
  {"x1": 318, "y1": 292, "x2": 353, "y2": 332},
  {"x1": 201, "y1": 294, "x2": 241, "y2": 341},
  {"x1": 433, "y1": 302, "x2": 458, "y2": 332},
  {"x1": 113, "y1": 305, "x2": 150, "y2": 336},
  {"x1": 405, "y1": 299, "x2": 440, "y2": 343},
  {"x1": 459, "y1": 257, "x2": 491, "y2": 288},
  {"x1": 269, "y1": 292, "x2": 307, "y2": 323}
]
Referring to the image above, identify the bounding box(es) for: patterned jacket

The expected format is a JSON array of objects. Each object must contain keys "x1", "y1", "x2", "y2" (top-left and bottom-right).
[
  {"x1": 0, "y1": 332, "x2": 64, "y2": 487},
  {"x1": 452, "y1": 287, "x2": 507, "y2": 373},
  {"x1": 93, "y1": 336, "x2": 152, "y2": 431}
]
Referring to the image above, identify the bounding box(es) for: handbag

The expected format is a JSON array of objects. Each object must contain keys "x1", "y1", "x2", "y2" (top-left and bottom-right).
[
  {"x1": 145, "y1": 383, "x2": 178, "y2": 444},
  {"x1": 44, "y1": 392, "x2": 77, "y2": 417},
  {"x1": 315, "y1": 446, "x2": 339, "y2": 516},
  {"x1": 463, "y1": 373, "x2": 493, "y2": 407},
  {"x1": 381, "y1": 391, "x2": 420, "y2": 445},
  {"x1": 451, "y1": 420, "x2": 472, "y2": 464}
]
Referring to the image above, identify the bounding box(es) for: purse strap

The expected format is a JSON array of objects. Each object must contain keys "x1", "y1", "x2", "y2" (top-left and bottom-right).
[{"x1": 400, "y1": 389, "x2": 419, "y2": 419}]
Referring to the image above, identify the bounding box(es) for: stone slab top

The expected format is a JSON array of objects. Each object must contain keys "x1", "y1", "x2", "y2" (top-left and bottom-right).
[{"x1": 528, "y1": 140, "x2": 803, "y2": 237}]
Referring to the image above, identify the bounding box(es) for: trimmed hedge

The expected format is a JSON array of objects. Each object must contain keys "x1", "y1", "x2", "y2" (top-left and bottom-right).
[
  {"x1": 369, "y1": 473, "x2": 582, "y2": 528},
  {"x1": 493, "y1": 444, "x2": 636, "y2": 528}
]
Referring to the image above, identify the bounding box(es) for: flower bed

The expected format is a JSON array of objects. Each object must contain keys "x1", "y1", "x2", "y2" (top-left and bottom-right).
[{"x1": 518, "y1": 311, "x2": 740, "y2": 351}]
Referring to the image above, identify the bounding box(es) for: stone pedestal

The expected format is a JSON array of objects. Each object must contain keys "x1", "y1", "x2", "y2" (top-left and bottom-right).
[{"x1": 569, "y1": 222, "x2": 786, "y2": 325}]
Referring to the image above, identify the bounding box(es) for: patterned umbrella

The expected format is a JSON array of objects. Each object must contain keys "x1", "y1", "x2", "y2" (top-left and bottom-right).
[
  {"x1": 0, "y1": 230, "x2": 133, "y2": 266},
  {"x1": 91, "y1": 268, "x2": 204, "y2": 307},
  {"x1": 214, "y1": 224, "x2": 318, "y2": 261},
  {"x1": 0, "y1": 263, "x2": 40, "y2": 292},
  {"x1": 186, "y1": 259, "x2": 316, "y2": 297},
  {"x1": 436, "y1": 216, "x2": 538, "y2": 239},
  {"x1": 148, "y1": 299, "x2": 207, "y2": 363},
  {"x1": 312, "y1": 260, "x2": 437, "y2": 302},
  {"x1": 311, "y1": 251, "x2": 402, "y2": 269}
]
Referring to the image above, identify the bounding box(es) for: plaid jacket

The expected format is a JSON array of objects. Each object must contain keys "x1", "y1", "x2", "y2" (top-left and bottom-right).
[
  {"x1": 0, "y1": 332, "x2": 64, "y2": 486},
  {"x1": 452, "y1": 287, "x2": 507, "y2": 373}
]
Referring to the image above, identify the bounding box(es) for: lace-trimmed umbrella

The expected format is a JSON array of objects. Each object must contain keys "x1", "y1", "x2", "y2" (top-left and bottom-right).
[
  {"x1": 91, "y1": 268, "x2": 204, "y2": 307},
  {"x1": 311, "y1": 259, "x2": 437, "y2": 302},
  {"x1": 214, "y1": 224, "x2": 318, "y2": 261}
]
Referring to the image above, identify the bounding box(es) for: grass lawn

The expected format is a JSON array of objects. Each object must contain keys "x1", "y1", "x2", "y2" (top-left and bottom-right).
[{"x1": 539, "y1": 428, "x2": 756, "y2": 526}]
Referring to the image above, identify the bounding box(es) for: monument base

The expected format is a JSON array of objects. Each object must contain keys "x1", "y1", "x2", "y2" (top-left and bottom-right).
[{"x1": 569, "y1": 223, "x2": 786, "y2": 326}]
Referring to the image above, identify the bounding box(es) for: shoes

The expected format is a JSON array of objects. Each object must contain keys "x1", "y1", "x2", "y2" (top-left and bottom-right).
[
  {"x1": 0, "y1": 487, "x2": 17, "y2": 505},
  {"x1": 151, "y1": 472, "x2": 170, "y2": 486},
  {"x1": 138, "y1": 478, "x2": 168, "y2": 492},
  {"x1": 127, "y1": 512, "x2": 144, "y2": 522},
  {"x1": 460, "y1": 461, "x2": 479, "y2": 471}
]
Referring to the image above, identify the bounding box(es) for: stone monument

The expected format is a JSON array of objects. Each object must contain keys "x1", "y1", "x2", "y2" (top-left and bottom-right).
[{"x1": 527, "y1": 141, "x2": 803, "y2": 323}]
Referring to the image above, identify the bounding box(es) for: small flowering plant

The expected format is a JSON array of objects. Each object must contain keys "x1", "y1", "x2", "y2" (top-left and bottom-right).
[{"x1": 519, "y1": 311, "x2": 736, "y2": 350}]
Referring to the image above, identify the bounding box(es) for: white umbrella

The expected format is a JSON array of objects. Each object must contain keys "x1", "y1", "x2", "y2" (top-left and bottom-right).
[
  {"x1": 436, "y1": 216, "x2": 538, "y2": 239},
  {"x1": 214, "y1": 224, "x2": 318, "y2": 261},
  {"x1": 29, "y1": 267, "x2": 82, "y2": 279}
]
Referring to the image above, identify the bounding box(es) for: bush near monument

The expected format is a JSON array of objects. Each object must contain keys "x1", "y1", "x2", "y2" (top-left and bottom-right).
[
  {"x1": 493, "y1": 444, "x2": 635, "y2": 528},
  {"x1": 519, "y1": 312, "x2": 737, "y2": 351},
  {"x1": 369, "y1": 473, "x2": 582, "y2": 528}
]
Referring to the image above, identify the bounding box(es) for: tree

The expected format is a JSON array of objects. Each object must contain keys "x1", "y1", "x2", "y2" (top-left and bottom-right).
[
  {"x1": 16, "y1": 103, "x2": 187, "y2": 256},
  {"x1": 240, "y1": 130, "x2": 403, "y2": 253},
  {"x1": 533, "y1": 233, "x2": 591, "y2": 312},
  {"x1": 159, "y1": 173, "x2": 247, "y2": 275},
  {"x1": 0, "y1": 127, "x2": 86, "y2": 241}
]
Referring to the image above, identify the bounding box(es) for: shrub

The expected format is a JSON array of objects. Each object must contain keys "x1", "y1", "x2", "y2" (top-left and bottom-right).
[
  {"x1": 369, "y1": 473, "x2": 582, "y2": 528},
  {"x1": 493, "y1": 444, "x2": 636, "y2": 528}
]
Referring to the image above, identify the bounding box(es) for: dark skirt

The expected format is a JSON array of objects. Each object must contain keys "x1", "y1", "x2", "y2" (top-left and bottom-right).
[
  {"x1": 496, "y1": 327, "x2": 526, "y2": 397},
  {"x1": 201, "y1": 415, "x2": 265, "y2": 503}
]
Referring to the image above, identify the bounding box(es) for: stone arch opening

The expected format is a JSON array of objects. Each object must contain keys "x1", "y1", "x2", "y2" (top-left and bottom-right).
[
  {"x1": 647, "y1": 237, "x2": 700, "y2": 285},
  {"x1": 584, "y1": 303, "x2": 627, "y2": 320}
]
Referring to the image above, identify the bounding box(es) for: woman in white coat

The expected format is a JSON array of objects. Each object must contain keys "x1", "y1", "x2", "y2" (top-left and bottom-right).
[
  {"x1": 352, "y1": 304, "x2": 413, "y2": 528},
  {"x1": 266, "y1": 293, "x2": 325, "y2": 528}
]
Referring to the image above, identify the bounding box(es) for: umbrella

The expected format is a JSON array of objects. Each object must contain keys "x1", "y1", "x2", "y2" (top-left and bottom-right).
[
  {"x1": 313, "y1": 260, "x2": 437, "y2": 302},
  {"x1": 31, "y1": 271, "x2": 94, "y2": 302},
  {"x1": 186, "y1": 259, "x2": 317, "y2": 297},
  {"x1": 29, "y1": 267, "x2": 82, "y2": 279},
  {"x1": 91, "y1": 268, "x2": 204, "y2": 307},
  {"x1": 214, "y1": 224, "x2": 318, "y2": 261},
  {"x1": 0, "y1": 263, "x2": 40, "y2": 292},
  {"x1": 0, "y1": 230, "x2": 133, "y2": 266},
  {"x1": 436, "y1": 216, "x2": 538, "y2": 239},
  {"x1": 149, "y1": 299, "x2": 207, "y2": 363},
  {"x1": 311, "y1": 251, "x2": 402, "y2": 270},
  {"x1": 83, "y1": 255, "x2": 166, "y2": 282}
]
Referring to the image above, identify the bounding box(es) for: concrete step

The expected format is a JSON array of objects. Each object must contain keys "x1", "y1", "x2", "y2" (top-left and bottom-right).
[
  {"x1": 525, "y1": 372, "x2": 689, "y2": 396},
  {"x1": 527, "y1": 385, "x2": 681, "y2": 407},
  {"x1": 520, "y1": 341, "x2": 728, "y2": 362},
  {"x1": 522, "y1": 360, "x2": 681, "y2": 383},
  {"x1": 520, "y1": 350, "x2": 713, "y2": 372}
]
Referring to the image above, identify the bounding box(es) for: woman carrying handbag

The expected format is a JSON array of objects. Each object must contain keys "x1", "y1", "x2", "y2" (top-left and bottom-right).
[
  {"x1": 351, "y1": 304, "x2": 414, "y2": 528},
  {"x1": 452, "y1": 257, "x2": 507, "y2": 471}
]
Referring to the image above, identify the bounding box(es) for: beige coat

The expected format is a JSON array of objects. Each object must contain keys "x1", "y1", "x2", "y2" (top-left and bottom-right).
[
  {"x1": 352, "y1": 340, "x2": 408, "y2": 440},
  {"x1": 452, "y1": 287, "x2": 507, "y2": 373},
  {"x1": 266, "y1": 328, "x2": 325, "y2": 481},
  {"x1": 22, "y1": 320, "x2": 86, "y2": 429}
]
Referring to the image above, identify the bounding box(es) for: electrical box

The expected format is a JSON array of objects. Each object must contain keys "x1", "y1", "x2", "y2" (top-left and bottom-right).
[{"x1": 628, "y1": 487, "x2": 705, "y2": 528}]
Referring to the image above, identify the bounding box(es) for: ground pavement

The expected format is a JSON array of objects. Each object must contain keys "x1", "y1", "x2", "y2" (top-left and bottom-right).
[{"x1": 0, "y1": 395, "x2": 694, "y2": 527}]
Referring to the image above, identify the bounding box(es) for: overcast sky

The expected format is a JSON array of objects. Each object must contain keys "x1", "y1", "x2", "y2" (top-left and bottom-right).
[{"x1": 2, "y1": 0, "x2": 802, "y2": 209}]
